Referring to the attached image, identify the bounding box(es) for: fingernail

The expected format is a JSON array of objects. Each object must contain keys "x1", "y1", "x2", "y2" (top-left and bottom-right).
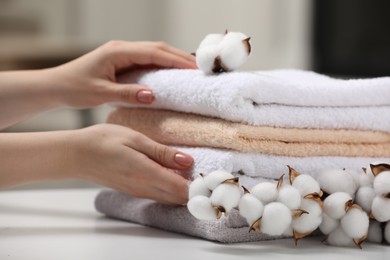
[
  {"x1": 136, "y1": 90, "x2": 154, "y2": 103},
  {"x1": 174, "y1": 153, "x2": 193, "y2": 167}
]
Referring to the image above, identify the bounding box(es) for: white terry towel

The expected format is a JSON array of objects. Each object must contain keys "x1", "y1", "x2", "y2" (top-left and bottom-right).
[
  {"x1": 178, "y1": 146, "x2": 389, "y2": 188},
  {"x1": 117, "y1": 69, "x2": 390, "y2": 131}
]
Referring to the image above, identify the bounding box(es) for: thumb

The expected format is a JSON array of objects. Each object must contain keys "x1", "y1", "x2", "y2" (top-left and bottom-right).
[{"x1": 106, "y1": 82, "x2": 155, "y2": 104}]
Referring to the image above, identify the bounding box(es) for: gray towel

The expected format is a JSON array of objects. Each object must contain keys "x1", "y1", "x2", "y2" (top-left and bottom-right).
[{"x1": 95, "y1": 189, "x2": 288, "y2": 243}]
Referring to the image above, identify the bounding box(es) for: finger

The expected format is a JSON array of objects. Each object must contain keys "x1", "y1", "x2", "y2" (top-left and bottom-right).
[
  {"x1": 148, "y1": 48, "x2": 197, "y2": 69},
  {"x1": 105, "y1": 82, "x2": 155, "y2": 104},
  {"x1": 129, "y1": 134, "x2": 194, "y2": 170},
  {"x1": 157, "y1": 43, "x2": 196, "y2": 63}
]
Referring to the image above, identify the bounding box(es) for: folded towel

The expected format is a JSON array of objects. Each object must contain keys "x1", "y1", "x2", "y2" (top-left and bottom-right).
[
  {"x1": 108, "y1": 108, "x2": 390, "y2": 157},
  {"x1": 177, "y1": 147, "x2": 389, "y2": 185},
  {"x1": 116, "y1": 69, "x2": 390, "y2": 131},
  {"x1": 95, "y1": 189, "x2": 287, "y2": 243}
]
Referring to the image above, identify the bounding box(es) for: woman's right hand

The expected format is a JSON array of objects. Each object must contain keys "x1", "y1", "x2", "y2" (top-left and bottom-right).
[{"x1": 68, "y1": 124, "x2": 193, "y2": 205}]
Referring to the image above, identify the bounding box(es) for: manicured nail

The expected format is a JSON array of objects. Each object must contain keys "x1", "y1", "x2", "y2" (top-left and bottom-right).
[
  {"x1": 136, "y1": 90, "x2": 154, "y2": 103},
  {"x1": 174, "y1": 153, "x2": 193, "y2": 167}
]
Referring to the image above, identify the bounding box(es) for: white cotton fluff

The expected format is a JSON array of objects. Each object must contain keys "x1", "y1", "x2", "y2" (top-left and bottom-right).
[
  {"x1": 344, "y1": 169, "x2": 361, "y2": 188},
  {"x1": 197, "y1": 33, "x2": 224, "y2": 49},
  {"x1": 292, "y1": 198, "x2": 322, "y2": 234},
  {"x1": 340, "y1": 207, "x2": 369, "y2": 239},
  {"x1": 323, "y1": 192, "x2": 353, "y2": 220},
  {"x1": 238, "y1": 193, "x2": 264, "y2": 226},
  {"x1": 187, "y1": 195, "x2": 216, "y2": 220},
  {"x1": 292, "y1": 174, "x2": 321, "y2": 197},
  {"x1": 385, "y1": 221, "x2": 390, "y2": 244},
  {"x1": 317, "y1": 169, "x2": 358, "y2": 197},
  {"x1": 373, "y1": 171, "x2": 390, "y2": 196},
  {"x1": 367, "y1": 221, "x2": 383, "y2": 243},
  {"x1": 195, "y1": 45, "x2": 220, "y2": 74},
  {"x1": 218, "y1": 32, "x2": 250, "y2": 71},
  {"x1": 251, "y1": 182, "x2": 278, "y2": 204},
  {"x1": 210, "y1": 183, "x2": 241, "y2": 213},
  {"x1": 355, "y1": 186, "x2": 376, "y2": 213},
  {"x1": 277, "y1": 185, "x2": 302, "y2": 210},
  {"x1": 371, "y1": 196, "x2": 390, "y2": 222},
  {"x1": 189, "y1": 177, "x2": 211, "y2": 199},
  {"x1": 203, "y1": 170, "x2": 234, "y2": 191},
  {"x1": 320, "y1": 213, "x2": 339, "y2": 235},
  {"x1": 327, "y1": 226, "x2": 355, "y2": 247},
  {"x1": 261, "y1": 202, "x2": 292, "y2": 236},
  {"x1": 359, "y1": 164, "x2": 376, "y2": 187}
]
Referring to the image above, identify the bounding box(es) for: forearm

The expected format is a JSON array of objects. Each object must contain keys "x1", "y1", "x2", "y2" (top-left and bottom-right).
[
  {"x1": 0, "y1": 69, "x2": 64, "y2": 129},
  {"x1": 0, "y1": 131, "x2": 76, "y2": 188}
]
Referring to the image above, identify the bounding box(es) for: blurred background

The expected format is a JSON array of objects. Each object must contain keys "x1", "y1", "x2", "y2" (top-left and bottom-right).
[{"x1": 1, "y1": 0, "x2": 389, "y2": 189}]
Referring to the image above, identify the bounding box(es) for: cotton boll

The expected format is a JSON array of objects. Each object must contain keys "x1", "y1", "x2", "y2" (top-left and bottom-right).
[
  {"x1": 187, "y1": 195, "x2": 217, "y2": 220},
  {"x1": 385, "y1": 221, "x2": 390, "y2": 244},
  {"x1": 292, "y1": 175, "x2": 321, "y2": 197},
  {"x1": 373, "y1": 171, "x2": 390, "y2": 197},
  {"x1": 238, "y1": 193, "x2": 264, "y2": 229},
  {"x1": 323, "y1": 192, "x2": 353, "y2": 220},
  {"x1": 340, "y1": 206, "x2": 369, "y2": 239},
  {"x1": 355, "y1": 186, "x2": 375, "y2": 213},
  {"x1": 251, "y1": 182, "x2": 278, "y2": 204},
  {"x1": 367, "y1": 221, "x2": 383, "y2": 244},
  {"x1": 371, "y1": 196, "x2": 390, "y2": 222},
  {"x1": 195, "y1": 45, "x2": 220, "y2": 74},
  {"x1": 344, "y1": 169, "x2": 361, "y2": 188},
  {"x1": 210, "y1": 183, "x2": 241, "y2": 213},
  {"x1": 203, "y1": 170, "x2": 234, "y2": 191},
  {"x1": 189, "y1": 177, "x2": 211, "y2": 199},
  {"x1": 317, "y1": 169, "x2": 357, "y2": 197},
  {"x1": 320, "y1": 213, "x2": 339, "y2": 235},
  {"x1": 197, "y1": 33, "x2": 224, "y2": 49},
  {"x1": 218, "y1": 32, "x2": 250, "y2": 71},
  {"x1": 261, "y1": 202, "x2": 292, "y2": 236},
  {"x1": 327, "y1": 226, "x2": 355, "y2": 247},
  {"x1": 359, "y1": 170, "x2": 375, "y2": 187},
  {"x1": 292, "y1": 198, "x2": 323, "y2": 235},
  {"x1": 277, "y1": 185, "x2": 302, "y2": 210}
]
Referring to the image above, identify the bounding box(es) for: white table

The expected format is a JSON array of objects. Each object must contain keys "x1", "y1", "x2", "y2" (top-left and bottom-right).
[{"x1": 1, "y1": 189, "x2": 389, "y2": 260}]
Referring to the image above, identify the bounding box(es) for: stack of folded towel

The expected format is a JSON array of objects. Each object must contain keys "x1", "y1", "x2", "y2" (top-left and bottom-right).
[{"x1": 95, "y1": 69, "x2": 390, "y2": 243}]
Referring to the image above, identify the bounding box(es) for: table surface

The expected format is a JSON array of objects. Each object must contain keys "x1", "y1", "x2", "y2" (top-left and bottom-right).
[{"x1": 1, "y1": 189, "x2": 389, "y2": 260}]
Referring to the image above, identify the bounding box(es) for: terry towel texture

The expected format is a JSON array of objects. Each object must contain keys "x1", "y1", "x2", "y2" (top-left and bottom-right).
[
  {"x1": 116, "y1": 69, "x2": 390, "y2": 131},
  {"x1": 108, "y1": 108, "x2": 390, "y2": 157},
  {"x1": 95, "y1": 189, "x2": 286, "y2": 243}
]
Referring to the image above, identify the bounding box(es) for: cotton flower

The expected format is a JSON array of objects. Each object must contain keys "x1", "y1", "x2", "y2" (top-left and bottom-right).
[
  {"x1": 317, "y1": 168, "x2": 358, "y2": 197},
  {"x1": 326, "y1": 226, "x2": 355, "y2": 248},
  {"x1": 251, "y1": 182, "x2": 278, "y2": 204},
  {"x1": 188, "y1": 177, "x2": 211, "y2": 199},
  {"x1": 210, "y1": 178, "x2": 241, "y2": 214},
  {"x1": 260, "y1": 202, "x2": 292, "y2": 236},
  {"x1": 323, "y1": 192, "x2": 353, "y2": 220},
  {"x1": 277, "y1": 183, "x2": 302, "y2": 210},
  {"x1": 319, "y1": 212, "x2": 339, "y2": 235},
  {"x1": 238, "y1": 186, "x2": 264, "y2": 232},
  {"x1": 371, "y1": 196, "x2": 390, "y2": 222},
  {"x1": 195, "y1": 31, "x2": 251, "y2": 74},
  {"x1": 187, "y1": 195, "x2": 219, "y2": 220},
  {"x1": 355, "y1": 186, "x2": 375, "y2": 213},
  {"x1": 340, "y1": 205, "x2": 369, "y2": 244},
  {"x1": 291, "y1": 194, "x2": 323, "y2": 244},
  {"x1": 202, "y1": 170, "x2": 234, "y2": 190},
  {"x1": 288, "y1": 166, "x2": 322, "y2": 197}
]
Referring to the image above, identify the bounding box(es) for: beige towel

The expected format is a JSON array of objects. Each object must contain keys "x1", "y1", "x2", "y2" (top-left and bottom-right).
[{"x1": 107, "y1": 108, "x2": 390, "y2": 157}]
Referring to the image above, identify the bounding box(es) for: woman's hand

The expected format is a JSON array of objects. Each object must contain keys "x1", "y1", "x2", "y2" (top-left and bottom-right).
[
  {"x1": 69, "y1": 124, "x2": 193, "y2": 205},
  {"x1": 51, "y1": 41, "x2": 197, "y2": 108}
]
